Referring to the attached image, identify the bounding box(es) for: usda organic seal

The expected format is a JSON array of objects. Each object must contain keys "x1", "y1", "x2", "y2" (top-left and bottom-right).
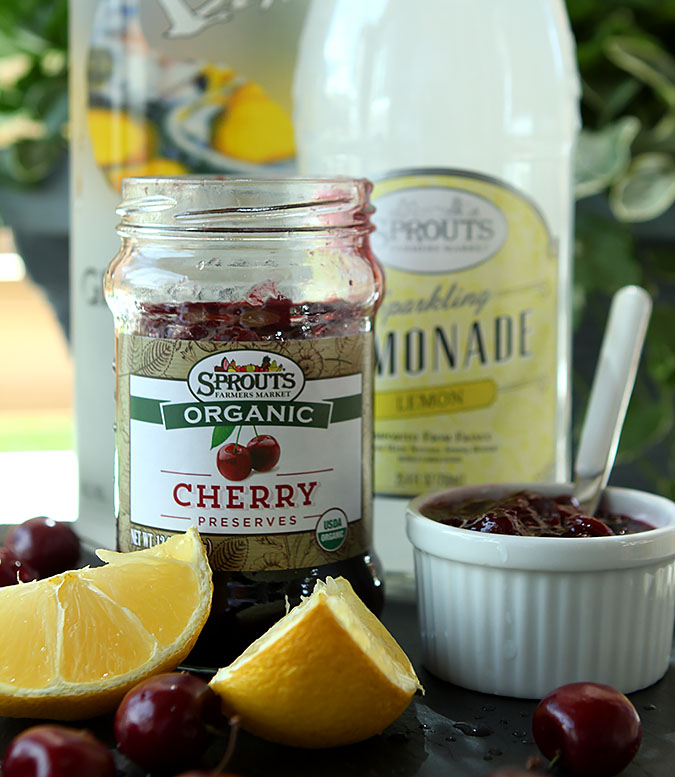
[{"x1": 316, "y1": 508, "x2": 348, "y2": 552}]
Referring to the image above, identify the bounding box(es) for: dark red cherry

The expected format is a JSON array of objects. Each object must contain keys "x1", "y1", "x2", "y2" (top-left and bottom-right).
[
  {"x1": 561, "y1": 515, "x2": 615, "y2": 537},
  {"x1": 175, "y1": 773, "x2": 240, "y2": 777},
  {"x1": 2, "y1": 724, "x2": 115, "y2": 777},
  {"x1": 247, "y1": 434, "x2": 281, "y2": 472},
  {"x1": 6, "y1": 517, "x2": 80, "y2": 578},
  {"x1": 175, "y1": 773, "x2": 211, "y2": 777},
  {"x1": 114, "y1": 672, "x2": 222, "y2": 771},
  {"x1": 216, "y1": 443, "x2": 252, "y2": 481},
  {"x1": 533, "y1": 682, "x2": 642, "y2": 777},
  {"x1": 177, "y1": 773, "x2": 243, "y2": 777},
  {"x1": 175, "y1": 773, "x2": 210, "y2": 777},
  {"x1": 480, "y1": 770, "x2": 548, "y2": 777},
  {"x1": 467, "y1": 511, "x2": 518, "y2": 535},
  {"x1": 0, "y1": 547, "x2": 38, "y2": 586},
  {"x1": 221, "y1": 326, "x2": 260, "y2": 341}
]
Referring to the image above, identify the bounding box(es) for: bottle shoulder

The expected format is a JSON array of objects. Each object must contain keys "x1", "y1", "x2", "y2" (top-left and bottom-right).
[{"x1": 294, "y1": 0, "x2": 580, "y2": 164}]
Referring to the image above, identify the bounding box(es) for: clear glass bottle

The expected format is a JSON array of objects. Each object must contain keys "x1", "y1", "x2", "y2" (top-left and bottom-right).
[
  {"x1": 104, "y1": 176, "x2": 384, "y2": 667},
  {"x1": 70, "y1": 0, "x2": 309, "y2": 550},
  {"x1": 293, "y1": 0, "x2": 581, "y2": 573}
]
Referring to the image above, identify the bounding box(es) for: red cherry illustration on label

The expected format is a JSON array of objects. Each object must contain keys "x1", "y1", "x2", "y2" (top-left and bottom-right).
[
  {"x1": 247, "y1": 434, "x2": 281, "y2": 472},
  {"x1": 217, "y1": 443, "x2": 252, "y2": 481}
]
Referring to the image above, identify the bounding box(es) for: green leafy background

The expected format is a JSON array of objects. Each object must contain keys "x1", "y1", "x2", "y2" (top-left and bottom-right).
[
  {"x1": 0, "y1": 0, "x2": 67, "y2": 185},
  {"x1": 569, "y1": 0, "x2": 675, "y2": 498},
  {"x1": 0, "y1": 0, "x2": 673, "y2": 496}
]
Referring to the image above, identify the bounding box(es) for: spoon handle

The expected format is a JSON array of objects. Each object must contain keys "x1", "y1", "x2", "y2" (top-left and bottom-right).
[{"x1": 574, "y1": 285, "x2": 652, "y2": 515}]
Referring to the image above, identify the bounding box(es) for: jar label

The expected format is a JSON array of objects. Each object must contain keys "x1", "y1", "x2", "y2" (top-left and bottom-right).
[
  {"x1": 115, "y1": 334, "x2": 372, "y2": 571},
  {"x1": 370, "y1": 169, "x2": 560, "y2": 495}
]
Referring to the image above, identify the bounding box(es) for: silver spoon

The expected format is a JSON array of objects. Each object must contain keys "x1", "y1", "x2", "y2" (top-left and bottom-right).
[{"x1": 573, "y1": 285, "x2": 652, "y2": 515}]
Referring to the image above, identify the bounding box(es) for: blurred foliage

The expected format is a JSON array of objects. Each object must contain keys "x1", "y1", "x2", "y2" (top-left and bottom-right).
[
  {"x1": 567, "y1": 0, "x2": 675, "y2": 497},
  {"x1": 0, "y1": 0, "x2": 67, "y2": 185},
  {"x1": 569, "y1": 0, "x2": 675, "y2": 219},
  {"x1": 0, "y1": 0, "x2": 672, "y2": 494}
]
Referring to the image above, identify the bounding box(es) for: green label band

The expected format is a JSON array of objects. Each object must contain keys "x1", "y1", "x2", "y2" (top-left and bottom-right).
[{"x1": 130, "y1": 394, "x2": 362, "y2": 430}]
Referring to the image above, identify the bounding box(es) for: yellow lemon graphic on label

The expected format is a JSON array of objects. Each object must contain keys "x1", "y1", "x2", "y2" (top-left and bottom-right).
[
  {"x1": 87, "y1": 108, "x2": 157, "y2": 167},
  {"x1": 106, "y1": 157, "x2": 190, "y2": 192},
  {"x1": 211, "y1": 82, "x2": 295, "y2": 164},
  {"x1": 199, "y1": 63, "x2": 236, "y2": 95}
]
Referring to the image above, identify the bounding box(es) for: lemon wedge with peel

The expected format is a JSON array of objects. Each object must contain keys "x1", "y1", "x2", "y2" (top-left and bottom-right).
[
  {"x1": 209, "y1": 576, "x2": 423, "y2": 748},
  {"x1": 0, "y1": 528, "x2": 212, "y2": 720}
]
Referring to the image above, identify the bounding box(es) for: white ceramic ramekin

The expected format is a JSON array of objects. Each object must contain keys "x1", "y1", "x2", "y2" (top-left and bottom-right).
[{"x1": 406, "y1": 482, "x2": 675, "y2": 698}]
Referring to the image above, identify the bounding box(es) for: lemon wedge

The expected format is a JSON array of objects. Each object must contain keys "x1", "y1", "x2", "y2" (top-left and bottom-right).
[
  {"x1": 0, "y1": 528, "x2": 212, "y2": 720},
  {"x1": 209, "y1": 576, "x2": 423, "y2": 748}
]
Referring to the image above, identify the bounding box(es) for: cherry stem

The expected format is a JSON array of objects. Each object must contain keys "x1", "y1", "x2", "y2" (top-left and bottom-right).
[
  {"x1": 252, "y1": 423, "x2": 260, "y2": 439},
  {"x1": 233, "y1": 425, "x2": 243, "y2": 451},
  {"x1": 547, "y1": 752, "x2": 563, "y2": 773},
  {"x1": 211, "y1": 715, "x2": 240, "y2": 775}
]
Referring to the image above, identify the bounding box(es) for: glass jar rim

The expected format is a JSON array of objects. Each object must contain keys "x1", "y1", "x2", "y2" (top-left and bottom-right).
[{"x1": 116, "y1": 175, "x2": 374, "y2": 236}]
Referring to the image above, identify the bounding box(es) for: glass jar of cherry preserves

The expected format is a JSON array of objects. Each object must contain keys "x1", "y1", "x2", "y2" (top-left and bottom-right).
[{"x1": 104, "y1": 177, "x2": 384, "y2": 667}]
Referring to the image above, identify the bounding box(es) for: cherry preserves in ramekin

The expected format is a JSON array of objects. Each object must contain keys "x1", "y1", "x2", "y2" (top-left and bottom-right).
[{"x1": 406, "y1": 482, "x2": 675, "y2": 698}]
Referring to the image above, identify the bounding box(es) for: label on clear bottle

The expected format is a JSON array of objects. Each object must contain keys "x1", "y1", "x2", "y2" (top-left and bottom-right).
[
  {"x1": 115, "y1": 333, "x2": 371, "y2": 570},
  {"x1": 370, "y1": 168, "x2": 559, "y2": 495}
]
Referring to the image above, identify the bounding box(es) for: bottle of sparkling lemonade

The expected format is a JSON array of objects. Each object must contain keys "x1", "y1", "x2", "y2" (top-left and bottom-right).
[{"x1": 293, "y1": 0, "x2": 581, "y2": 572}]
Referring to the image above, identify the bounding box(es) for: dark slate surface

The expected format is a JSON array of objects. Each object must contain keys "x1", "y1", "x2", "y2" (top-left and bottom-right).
[{"x1": 0, "y1": 536, "x2": 672, "y2": 776}]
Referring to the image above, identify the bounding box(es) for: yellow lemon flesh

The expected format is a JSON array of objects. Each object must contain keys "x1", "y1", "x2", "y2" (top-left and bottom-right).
[
  {"x1": 87, "y1": 108, "x2": 156, "y2": 167},
  {"x1": 0, "y1": 528, "x2": 212, "y2": 720},
  {"x1": 209, "y1": 576, "x2": 423, "y2": 748},
  {"x1": 211, "y1": 82, "x2": 295, "y2": 164}
]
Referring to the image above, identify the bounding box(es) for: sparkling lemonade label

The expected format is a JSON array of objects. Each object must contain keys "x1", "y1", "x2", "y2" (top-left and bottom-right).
[
  {"x1": 370, "y1": 169, "x2": 559, "y2": 495},
  {"x1": 116, "y1": 334, "x2": 372, "y2": 571}
]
